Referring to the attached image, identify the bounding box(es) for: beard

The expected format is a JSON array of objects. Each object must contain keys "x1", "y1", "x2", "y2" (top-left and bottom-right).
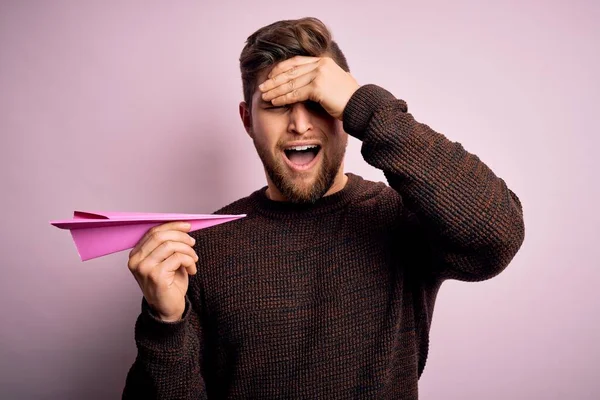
[{"x1": 253, "y1": 134, "x2": 347, "y2": 204}]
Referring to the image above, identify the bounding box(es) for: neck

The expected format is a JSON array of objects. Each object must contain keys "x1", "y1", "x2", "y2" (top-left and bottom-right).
[{"x1": 323, "y1": 167, "x2": 348, "y2": 197}]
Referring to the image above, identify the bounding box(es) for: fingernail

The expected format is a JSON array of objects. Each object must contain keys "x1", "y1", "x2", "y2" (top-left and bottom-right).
[
  {"x1": 190, "y1": 236, "x2": 196, "y2": 245},
  {"x1": 183, "y1": 222, "x2": 191, "y2": 229},
  {"x1": 258, "y1": 83, "x2": 265, "y2": 90}
]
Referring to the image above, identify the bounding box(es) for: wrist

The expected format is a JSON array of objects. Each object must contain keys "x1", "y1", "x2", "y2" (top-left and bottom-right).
[
  {"x1": 342, "y1": 84, "x2": 400, "y2": 140},
  {"x1": 144, "y1": 298, "x2": 188, "y2": 324},
  {"x1": 156, "y1": 312, "x2": 184, "y2": 323},
  {"x1": 136, "y1": 298, "x2": 191, "y2": 354}
]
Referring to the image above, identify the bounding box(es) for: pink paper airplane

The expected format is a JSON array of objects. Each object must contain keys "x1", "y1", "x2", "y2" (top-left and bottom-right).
[{"x1": 50, "y1": 211, "x2": 246, "y2": 261}]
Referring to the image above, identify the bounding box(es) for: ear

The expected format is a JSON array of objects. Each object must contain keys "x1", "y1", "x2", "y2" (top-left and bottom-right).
[{"x1": 239, "y1": 101, "x2": 253, "y2": 138}]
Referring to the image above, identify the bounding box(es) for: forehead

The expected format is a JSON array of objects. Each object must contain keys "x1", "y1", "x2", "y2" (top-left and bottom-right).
[
  {"x1": 256, "y1": 67, "x2": 271, "y2": 81},
  {"x1": 251, "y1": 68, "x2": 274, "y2": 104},
  {"x1": 254, "y1": 67, "x2": 272, "y2": 90}
]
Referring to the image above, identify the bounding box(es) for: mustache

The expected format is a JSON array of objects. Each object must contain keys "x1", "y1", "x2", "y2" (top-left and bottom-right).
[{"x1": 276, "y1": 136, "x2": 328, "y2": 149}]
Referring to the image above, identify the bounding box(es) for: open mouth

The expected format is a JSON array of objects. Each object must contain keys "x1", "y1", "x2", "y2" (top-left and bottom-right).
[{"x1": 283, "y1": 144, "x2": 322, "y2": 170}]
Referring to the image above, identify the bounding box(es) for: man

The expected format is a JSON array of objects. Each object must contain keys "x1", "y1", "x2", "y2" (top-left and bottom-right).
[{"x1": 123, "y1": 17, "x2": 525, "y2": 399}]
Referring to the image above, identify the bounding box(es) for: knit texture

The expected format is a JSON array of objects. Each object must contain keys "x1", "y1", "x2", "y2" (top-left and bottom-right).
[{"x1": 123, "y1": 84, "x2": 525, "y2": 399}]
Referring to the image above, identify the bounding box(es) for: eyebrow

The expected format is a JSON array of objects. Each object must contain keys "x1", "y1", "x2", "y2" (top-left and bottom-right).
[
  {"x1": 258, "y1": 99, "x2": 270, "y2": 105},
  {"x1": 257, "y1": 98, "x2": 275, "y2": 107}
]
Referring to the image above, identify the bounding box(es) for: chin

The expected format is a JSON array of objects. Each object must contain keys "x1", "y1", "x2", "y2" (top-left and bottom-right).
[
  {"x1": 279, "y1": 169, "x2": 333, "y2": 204},
  {"x1": 256, "y1": 140, "x2": 345, "y2": 204}
]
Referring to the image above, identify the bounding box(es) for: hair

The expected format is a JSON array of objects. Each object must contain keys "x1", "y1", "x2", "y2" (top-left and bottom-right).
[{"x1": 239, "y1": 17, "x2": 350, "y2": 108}]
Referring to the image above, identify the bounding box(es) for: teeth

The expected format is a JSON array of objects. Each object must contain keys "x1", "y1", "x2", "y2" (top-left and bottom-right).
[{"x1": 288, "y1": 145, "x2": 318, "y2": 151}]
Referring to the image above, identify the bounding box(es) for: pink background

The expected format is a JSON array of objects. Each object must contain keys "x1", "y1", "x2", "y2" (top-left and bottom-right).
[{"x1": 1, "y1": 1, "x2": 598, "y2": 398}]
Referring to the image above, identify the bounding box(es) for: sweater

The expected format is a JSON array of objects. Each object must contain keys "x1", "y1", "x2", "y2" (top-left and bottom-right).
[{"x1": 122, "y1": 84, "x2": 525, "y2": 399}]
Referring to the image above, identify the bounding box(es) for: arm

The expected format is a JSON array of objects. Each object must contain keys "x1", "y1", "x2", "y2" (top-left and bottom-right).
[
  {"x1": 123, "y1": 222, "x2": 208, "y2": 399},
  {"x1": 123, "y1": 294, "x2": 208, "y2": 399},
  {"x1": 343, "y1": 84, "x2": 525, "y2": 282},
  {"x1": 257, "y1": 56, "x2": 525, "y2": 282}
]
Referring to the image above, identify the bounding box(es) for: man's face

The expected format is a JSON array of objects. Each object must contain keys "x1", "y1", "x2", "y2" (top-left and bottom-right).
[{"x1": 242, "y1": 69, "x2": 348, "y2": 204}]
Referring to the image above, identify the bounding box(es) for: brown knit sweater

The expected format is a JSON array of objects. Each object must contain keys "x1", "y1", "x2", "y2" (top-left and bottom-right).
[{"x1": 122, "y1": 85, "x2": 525, "y2": 399}]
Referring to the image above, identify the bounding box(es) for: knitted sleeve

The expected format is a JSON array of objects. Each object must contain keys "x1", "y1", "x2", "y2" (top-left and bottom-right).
[
  {"x1": 122, "y1": 293, "x2": 207, "y2": 399},
  {"x1": 343, "y1": 84, "x2": 525, "y2": 282}
]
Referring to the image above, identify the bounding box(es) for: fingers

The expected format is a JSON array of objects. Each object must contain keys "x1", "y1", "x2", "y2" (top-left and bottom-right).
[
  {"x1": 260, "y1": 61, "x2": 319, "y2": 93},
  {"x1": 269, "y1": 84, "x2": 315, "y2": 107},
  {"x1": 138, "y1": 253, "x2": 197, "y2": 290},
  {"x1": 130, "y1": 221, "x2": 192, "y2": 258},
  {"x1": 135, "y1": 243, "x2": 198, "y2": 280},
  {"x1": 140, "y1": 222, "x2": 192, "y2": 247},
  {"x1": 267, "y1": 56, "x2": 320, "y2": 79},
  {"x1": 129, "y1": 229, "x2": 196, "y2": 271},
  {"x1": 162, "y1": 252, "x2": 197, "y2": 276},
  {"x1": 261, "y1": 68, "x2": 318, "y2": 103},
  {"x1": 145, "y1": 240, "x2": 198, "y2": 267}
]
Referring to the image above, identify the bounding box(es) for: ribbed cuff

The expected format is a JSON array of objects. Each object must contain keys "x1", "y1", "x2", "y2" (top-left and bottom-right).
[
  {"x1": 342, "y1": 84, "x2": 401, "y2": 140},
  {"x1": 136, "y1": 297, "x2": 191, "y2": 350}
]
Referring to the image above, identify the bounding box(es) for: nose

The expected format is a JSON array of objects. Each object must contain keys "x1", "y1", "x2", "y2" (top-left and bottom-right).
[{"x1": 287, "y1": 102, "x2": 313, "y2": 135}]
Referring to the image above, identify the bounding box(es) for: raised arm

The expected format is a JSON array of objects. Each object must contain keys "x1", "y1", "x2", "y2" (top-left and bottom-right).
[
  {"x1": 258, "y1": 56, "x2": 525, "y2": 282},
  {"x1": 343, "y1": 84, "x2": 525, "y2": 281}
]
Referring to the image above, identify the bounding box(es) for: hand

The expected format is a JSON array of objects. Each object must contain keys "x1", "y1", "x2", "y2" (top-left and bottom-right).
[
  {"x1": 127, "y1": 221, "x2": 199, "y2": 322},
  {"x1": 258, "y1": 56, "x2": 360, "y2": 120}
]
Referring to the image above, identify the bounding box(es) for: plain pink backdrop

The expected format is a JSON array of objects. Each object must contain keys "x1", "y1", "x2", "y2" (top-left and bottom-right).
[{"x1": 1, "y1": 1, "x2": 598, "y2": 399}]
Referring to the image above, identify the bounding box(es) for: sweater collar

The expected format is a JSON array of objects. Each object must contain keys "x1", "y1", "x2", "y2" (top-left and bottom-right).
[{"x1": 250, "y1": 173, "x2": 363, "y2": 218}]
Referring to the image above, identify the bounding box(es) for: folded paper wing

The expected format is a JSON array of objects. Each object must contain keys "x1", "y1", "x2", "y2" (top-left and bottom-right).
[{"x1": 50, "y1": 211, "x2": 246, "y2": 261}]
